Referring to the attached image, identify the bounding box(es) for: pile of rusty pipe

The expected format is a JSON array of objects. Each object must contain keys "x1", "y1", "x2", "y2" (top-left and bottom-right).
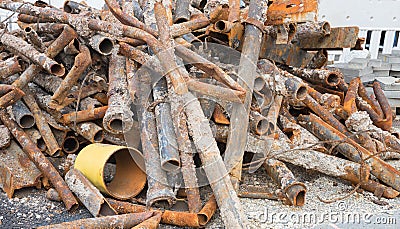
[
  {"x1": 51, "y1": 44, "x2": 92, "y2": 106},
  {"x1": 0, "y1": 109, "x2": 78, "y2": 210},
  {"x1": 224, "y1": 0, "x2": 269, "y2": 193},
  {"x1": 0, "y1": 1, "x2": 189, "y2": 94},
  {"x1": 0, "y1": 57, "x2": 23, "y2": 78},
  {"x1": 37, "y1": 212, "x2": 154, "y2": 229},
  {"x1": 182, "y1": 92, "x2": 249, "y2": 227},
  {"x1": 0, "y1": 29, "x2": 64, "y2": 76},
  {"x1": 23, "y1": 89, "x2": 62, "y2": 156},
  {"x1": 298, "y1": 114, "x2": 400, "y2": 191},
  {"x1": 119, "y1": 42, "x2": 245, "y2": 103}
]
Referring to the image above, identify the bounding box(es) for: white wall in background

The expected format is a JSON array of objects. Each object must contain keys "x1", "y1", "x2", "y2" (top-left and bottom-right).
[{"x1": 318, "y1": 0, "x2": 400, "y2": 30}]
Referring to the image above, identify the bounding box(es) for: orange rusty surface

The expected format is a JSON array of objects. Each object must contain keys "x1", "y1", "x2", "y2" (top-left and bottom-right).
[{"x1": 266, "y1": 0, "x2": 318, "y2": 25}]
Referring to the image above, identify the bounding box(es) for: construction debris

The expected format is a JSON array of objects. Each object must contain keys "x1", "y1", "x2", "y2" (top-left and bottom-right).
[{"x1": 0, "y1": 0, "x2": 399, "y2": 228}]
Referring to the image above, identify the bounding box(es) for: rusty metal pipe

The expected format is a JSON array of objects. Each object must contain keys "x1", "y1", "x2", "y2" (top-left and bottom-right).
[
  {"x1": 88, "y1": 34, "x2": 114, "y2": 56},
  {"x1": 298, "y1": 114, "x2": 400, "y2": 191},
  {"x1": 75, "y1": 122, "x2": 104, "y2": 143},
  {"x1": 63, "y1": 0, "x2": 94, "y2": 14},
  {"x1": 263, "y1": 159, "x2": 307, "y2": 206},
  {"x1": 197, "y1": 195, "x2": 217, "y2": 226},
  {"x1": 51, "y1": 44, "x2": 91, "y2": 107},
  {"x1": 282, "y1": 66, "x2": 342, "y2": 87},
  {"x1": 65, "y1": 168, "x2": 117, "y2": 217},
  {"x1": 343, "y1": 77, "x2": 359, "y2": 115},
  {"x1": 0, "y1": 30, "x2": 64, "y2": 76},
  {"x1": 250, "y1": 110, "x2": 269, "y2": 136},
  {"x1": 132, "y1": 211, "x2": 162, "y2": 229},
  {"x1": 62, "y1": 135, "x2": 80, "y2": 154},
  {"x1": 61, "y1": 106, "x2": 108, "y2": 124},
  {"x1": 0, "y1": 109, "x2": 78, "y2": 210},
  {"x1": 152, "y1": 78, "x2": 181, "y2": 171},
  {"x1": 103, "y1": 50, "x2": 134, "y2": 134},
  {"x1": 37, "y1": 212, "x2": 153, "y2": 229},
  {"x1": 174, "y1": 0, "x2": 191, "y2": 23},
  {"x1": 11, "y1": 100, "x2": 35, "y2": 129},
  {"x1": 23, "y1": 89, "x2": 62, "y2": 156},
  {"x1": 137, "y1": 70, "x2": 176, "y2": 207},
  {"x1": 24, "y1": 26, "x2": 45, "y2": 52},
  {"x1": 0, "y1": 57, "x2": 23, "y2": 79},
  {"x1": 182, "y1": 92, "x2": 249, "y2": 227}
]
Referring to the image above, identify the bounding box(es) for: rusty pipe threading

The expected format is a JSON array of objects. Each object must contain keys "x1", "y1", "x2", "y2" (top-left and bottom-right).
[
  {"x1": 0, "y1": 109, "x2": 78, "y2": 210},
  {"x1": 11, "y1": 100, "x2": 35, "y2": 129},
  {"x1": 250, "y1": 110, "x2": 269, "y2": 136},
  {"x1": 88, "y1": 34, "x2": 115, "y2": 56}
]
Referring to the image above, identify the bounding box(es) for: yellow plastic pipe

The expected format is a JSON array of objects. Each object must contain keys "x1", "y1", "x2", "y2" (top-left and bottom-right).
[{"x1": 74, "y1": 143, "x2": 146, "y2": 200}]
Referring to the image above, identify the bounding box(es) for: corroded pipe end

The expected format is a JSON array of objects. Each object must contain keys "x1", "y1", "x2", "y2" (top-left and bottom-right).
[
  {"x1": 214, "y1": 20, "x2": 234, "y2": 33},
  {"x1": 103, "y1": 108, "x2": 134, "y2": 134},
  {"x1": 50, "y1": 63, "x2": 65, "y2": 76},
  {"x1": 161, "y1": 159, "x2": 181, "y2": 172},
  {"x1": 325, "y1": 71, "x2": 341, "y2": 87},
  {"x1": 254, "y1": 76, "x2": 266, "y2": 92},
  {"x1": 18, "y1": 114, "x2": 35, "y2": 129},
  {"x1": 89, "y1": 34, "x2": 114, "y2": 56},
  {"x1": 62, "y1": 136, "x2": 80, "y2": 154},
  {"x1": 320, "y1": 21, "x2": 331, "y2": 35},
  {"x1": 284, "y1": 182, "x2": 307, "y2": 206},
  {"x1": 284, "y1": 77, "x2": 308, "y2": 101}
]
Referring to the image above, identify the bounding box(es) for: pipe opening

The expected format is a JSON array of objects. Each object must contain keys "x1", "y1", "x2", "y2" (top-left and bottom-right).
[
  {"x1": 294, "y1": 190, "x2": 306, "y2": 206},
  {"x1": 105, "y1": 149, "x2": 146, "y2": 199},
  {"x1": 256, "y1": 119, "x2": 269, "y2": 135},
  {"x1": 175, "y1": 18, "x2": 188, "y2": 24},
  {"x1": 50, "y1": 64, "x2": 65, "y2": 76},
  {"x1": 99, "y1": 38, "x2": 114, "y2": 55},
  {"x1": 93, "y1": 130, "x2": 104, "y2": 142},
  {"x1": 109, "y1": 119, "x2": 123, "y2": 132},
  {"x1": 37, "y1": 138, "x2": 47, "y2": 152},
  {"x1": 24, "y1": 27, "x2": 32, "y2": 33},
  {"x1": 327, "y1": 73, "x2": 340, "y2": 86},
  {"x1": 295, "y1": 86, "x2": 308, "y2": 100},
  {"x1": 161, "y1": 160, "x2": 181, "y2": 172},
  {"x1": 198, "y1": 214, "x2": 209, "y2": 226},
  {"x1": 322, "y1": 22, "x2": 331, "y2": 35},
  {"x1": 63, "y1": 137, "x2": 79, "y2": 153},
  {"x1": 19, "y1": 115, "x2": 35, "y2": 128},
  {"x1": 63, "y1": 1, "x2": 72, "y2": 13},
  {"x1": 254, "y1": 77, "x2": 266, "y2": 92},
  {"x1": 215, "y1": 20, "x2": 227, "y2": 32}
]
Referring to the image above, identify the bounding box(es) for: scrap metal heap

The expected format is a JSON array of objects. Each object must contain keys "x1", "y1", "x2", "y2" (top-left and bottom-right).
[{"x1": 0, "y1": 0, "x2": 399, "y2": 228}]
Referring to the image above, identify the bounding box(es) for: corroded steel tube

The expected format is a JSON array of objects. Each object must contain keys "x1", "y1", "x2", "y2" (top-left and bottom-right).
[
  {"x1": 75, "y1": 122, "x2": 104, "y2": 143},
  {"x1": 153, "y1": 78, "x2": 181, "y2": 171},
  {"x1": 283, "y1": 66, "x2": 342, "y2": 87},
  {"x1": 182, "y1": 92, "x2": 249, "y2": 228},
  {"x1": 299, "y1": 114, "x2": 400, "y2": 191},
  {"x1": 343, "y1": 77, "x2": 359, "y2": 115},
  {"x1": 250, "y1": 110, "x2": 269, "y2": 136},
  {"x1": 37, "y1": 212, "x2": 153, "y2": 229},
  {"x1": 24, "y1": 26, "x2": 45, "y2": 52},
  {"x1": 174, "y1": 0, "x2": 191, "y2": 23},
  {"x1": 61, "y1": 106, "x2": 108, "y2": 124},
  {"x1": 263, "y1": 159, "x2": 307, "y2": 206},
  {"x1": 103, "y1": 50, "x2": 134, "y2": 134},
  {"x1": 0, "y1": 109, "x2": 78, "y2": 210},
  {"x1": 65, "y1": 168, "x2": 117, "y2": 217},
  {"x1": 51, "y1": 44, "x2": 91, "y2": 106},
  {"x1": 0, "y1": 30, "x2": 64, "y2": 76},
  {"x1": 88, "y1": 34, "x2": 114, "y2": 56},
  {"x1": 23, "y1": 89, "x2": 61, "y2": 156},
  {"x1": 224, "y1": 0, "x2": 269, "y2": 194},
  {"x1": 132, "y1": 211, "x2": 162, "y2": 229},
  {"x1": 0, "y1": 57, "x2": 23, "y2": 79},
  {"x1": 136, "y1": 70, "x2": 175, "y2": 207},
  {"x1": 11, "y1": 100, "x2": 35, "y2": 129},
  {"x1": 373, "y1": 81, "x2": 393, "y2": 131},
  {"x1": 197, "y1": 195, "x2": 217, "y2": 226}
]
